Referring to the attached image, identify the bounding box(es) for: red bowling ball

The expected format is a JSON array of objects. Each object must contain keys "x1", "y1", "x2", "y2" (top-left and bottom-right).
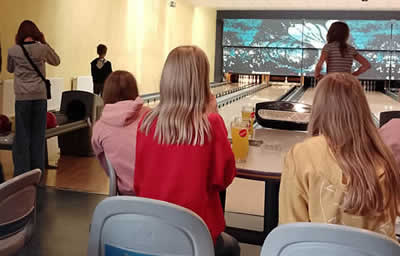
[
  {"x1": 0, "y1": 115, "x2": 12, "y2": 134},
  {"x1": 46, "y1": 112, "x2": 57, "y2": 129}
]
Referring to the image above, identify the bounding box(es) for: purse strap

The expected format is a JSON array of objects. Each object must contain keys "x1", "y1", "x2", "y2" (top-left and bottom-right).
[{"x1": 20, "y1": 44, "x2": 47, "y2": 82}]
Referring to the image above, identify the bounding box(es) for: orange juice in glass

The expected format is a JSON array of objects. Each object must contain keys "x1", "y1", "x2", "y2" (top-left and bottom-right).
[
  {"x1": 242, "y1": 104, "x2": 255, "y2": 137},
  {"x1": 231, "y1": 117, "x2": 249, "y2": 163}
]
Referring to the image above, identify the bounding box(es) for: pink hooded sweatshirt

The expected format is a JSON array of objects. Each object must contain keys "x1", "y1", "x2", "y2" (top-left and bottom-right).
[
  {"x1": 92, "y1": 97, "x2": 150, "y2": 195},
  {"x1": 380, "y1": 119, "x2": 400, "y2": 167}
]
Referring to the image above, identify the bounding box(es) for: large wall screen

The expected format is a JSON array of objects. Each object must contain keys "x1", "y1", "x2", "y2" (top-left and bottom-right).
[{"x1": 223, "y1": 19, "x2": 399, "y2": 79}]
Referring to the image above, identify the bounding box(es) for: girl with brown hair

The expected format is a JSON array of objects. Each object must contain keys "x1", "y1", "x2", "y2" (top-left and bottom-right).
[
  {"x1": 135, "y1": 46, "x2": 239, "y2": 255},
  {"x1": 7, "y1": 20, "x2": 60, "y2": 176},
  {"x1": 315, "y1": 21, "x2": 371, "y2": 80},
  {"x1": 92, "y1": 71, "x2": 149, "y2": 195},
  {"x1": 279, "y1": 73, "x2": 400, "y2": 240}
]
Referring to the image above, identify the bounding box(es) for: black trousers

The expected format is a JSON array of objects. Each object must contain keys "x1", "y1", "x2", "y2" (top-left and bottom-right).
[
  {"x1": 13, "y1": 100, "x2": 47, "y2": 176},
  {"x1": 93, "y1": 82, "x2": 104, "y2": 96}
]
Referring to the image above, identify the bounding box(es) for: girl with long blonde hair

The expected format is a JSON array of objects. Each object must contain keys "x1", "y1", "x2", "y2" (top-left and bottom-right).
[
  {"x1": 134, "y1": 46, "x2": 239, "y2": 255},
  {"x1": 279, "y1": 73, "x2": 400, "y2": 240}
]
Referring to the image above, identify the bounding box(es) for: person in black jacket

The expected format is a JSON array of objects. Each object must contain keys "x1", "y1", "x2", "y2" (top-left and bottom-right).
[{"x1": 91, "y1": 44, "x2": 112, "y2": 96}]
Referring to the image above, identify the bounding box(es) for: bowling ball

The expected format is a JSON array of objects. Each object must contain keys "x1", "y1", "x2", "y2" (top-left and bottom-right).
[
  {"x1": 0, "y1": 115, "x2": 12, "y2": 134},
  {"x1": 47, "y1": 112, "x2": 57, "y2": 129}
]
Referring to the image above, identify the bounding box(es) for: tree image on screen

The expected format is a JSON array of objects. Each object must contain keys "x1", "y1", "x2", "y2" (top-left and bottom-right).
[
  {"x1": 223, "y1": 47, "x2": 302, "y2": 75},
  {"x1": 301, "y1": 20, "x2": 392, "y2": 50},
  {"x1": 392, "y1": 21, "x2": 400, "y2": 51},
  {"x1": 391, "y1": 52, "x2": 400, "y2": 80},
  {"x1": 302, "y1": 49, "x2": 326, "y2": 75},
  {"x1": 223, "y1": 19, "x2": 304, "y2": 48},
  {"x1": 223, "y1": 18, "x2": 399, "y2": 79}
]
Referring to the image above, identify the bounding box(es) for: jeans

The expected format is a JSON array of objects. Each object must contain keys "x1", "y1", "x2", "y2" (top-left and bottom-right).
[
  {"x1": 215, "y1": 232, "x2": 241, "y2": 256},
  {"x1": 13, "y1": 100, "x2": 47, "y2": 177}
]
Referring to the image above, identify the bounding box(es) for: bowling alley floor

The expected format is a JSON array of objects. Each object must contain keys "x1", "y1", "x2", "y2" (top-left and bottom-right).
[{"x1": 0, "y1": 138, "x2": 262, "y2": 255}]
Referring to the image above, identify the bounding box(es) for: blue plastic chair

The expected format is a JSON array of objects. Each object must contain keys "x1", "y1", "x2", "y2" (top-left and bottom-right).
[
  {"x1": 261, "y1": 222, "x2": 400, "y2": 256},
  {"x1": 87, "y1": 196, "x2": 214, "y2": 256}
]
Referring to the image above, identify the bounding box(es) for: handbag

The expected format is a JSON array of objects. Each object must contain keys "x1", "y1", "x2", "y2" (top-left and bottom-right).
[{"x1": 20, "y1": 44, "x2": 51, "y2": 99}]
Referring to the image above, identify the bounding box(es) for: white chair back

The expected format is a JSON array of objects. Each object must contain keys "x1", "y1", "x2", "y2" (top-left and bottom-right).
[
  {"x1": 261, "y1": 222, "x2": 400, "y2": 256},
  {"x1": 88, "y1": 196, "x2": 214, "y2": 256},
  {"x1": 0, "y1": 169, "x2": 41, "y2": 256}
]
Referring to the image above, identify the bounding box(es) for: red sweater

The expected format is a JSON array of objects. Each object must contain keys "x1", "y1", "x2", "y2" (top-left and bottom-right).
[{"x1": 134, "y1": 113, "x2": 236, "y2": 243}]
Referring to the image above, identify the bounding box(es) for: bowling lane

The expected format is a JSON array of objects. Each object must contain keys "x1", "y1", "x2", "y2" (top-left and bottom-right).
[
  {"x1": 365, "y1": 91, "x2": 400, "y2": 120},
  {"x1": 298, "y1": 87, "x2": 316, "y2": 105},
  {"x1": 143, "y1": 83, "x2": 255, "y2": 108},
  {"x1": 219, "y1": 85, "x2": 294, "y2": 128},
  {"x1": 298, "y1": 88, "x2": 400, "y2": 121},
  {"x1": 211, "y1": 83, "x2": 242, "y2": 95}
]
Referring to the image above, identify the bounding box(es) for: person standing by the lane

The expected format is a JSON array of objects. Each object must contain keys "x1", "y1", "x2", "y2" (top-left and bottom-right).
[
  {"x1": 315, "y1": 21, "x2": 371, "y2": 80},
  {"x1": 91, "y1": 44, "x2": 112, "y2": 96},
  {"x1": 7, "y1": 20, "x2": 60, "y2": 176}
]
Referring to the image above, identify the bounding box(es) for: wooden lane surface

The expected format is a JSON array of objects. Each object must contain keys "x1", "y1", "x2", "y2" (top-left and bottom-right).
[
  {"x1": 0, "y1": 137, "x2": 109, "y2": 194},
  {"x1": 299, "y1": 88, "x2": 400, "y2": 121},
  {"x1": 298, "y1": 87, "x2": 315, "y2": 105},
  {"x1": 210, "y1": 83, "x2": 244, "y2": 95},
  {"x1": 144, "y1": 83, "x2": 256, "y2": 108},
  {"x1": 219, "y1": 85, "x2": 294, "y2": 129},
  {"x1": 364, "y1": 91, "x2": 400, "y2": 120}
]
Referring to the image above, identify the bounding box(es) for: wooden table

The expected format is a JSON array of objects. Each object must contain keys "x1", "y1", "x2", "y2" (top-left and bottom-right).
[
  {"x1": 225, "y1": 128, "x2": 308, "y2": 245},
  {"x1": 218, "y1": 84, "x2": 306, "y2": 245}
]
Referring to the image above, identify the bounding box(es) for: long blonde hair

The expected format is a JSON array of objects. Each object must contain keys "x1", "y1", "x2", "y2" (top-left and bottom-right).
[
  {"x1": 309, "y1": 73, "x2": 400, "y2": 216},
  {"x1": 140, "y1": 46, "x2": 212, "y2": 145}
]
